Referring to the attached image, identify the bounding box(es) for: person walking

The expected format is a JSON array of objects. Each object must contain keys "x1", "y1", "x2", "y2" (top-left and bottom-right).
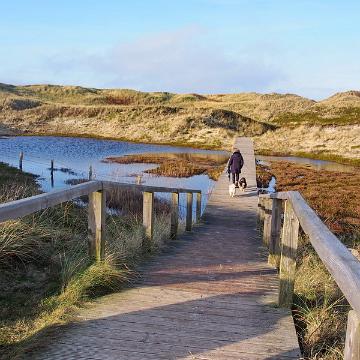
[{"x1": 227, "y1": 148, "x2": 244, "y2": 187}]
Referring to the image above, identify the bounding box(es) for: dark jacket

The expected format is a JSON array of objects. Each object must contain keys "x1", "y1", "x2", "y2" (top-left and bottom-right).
[{"x1": 228, "y1": 150, "x2": 244, "y2": 173}]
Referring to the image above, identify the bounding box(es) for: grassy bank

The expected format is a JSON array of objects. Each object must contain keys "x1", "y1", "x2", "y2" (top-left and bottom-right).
[
  {"x1": 0, "y1": 163, "x2": 172, "y2": 359},
  {"x1": 257, "y1": 161, "x2": 360, "y2": 358}
]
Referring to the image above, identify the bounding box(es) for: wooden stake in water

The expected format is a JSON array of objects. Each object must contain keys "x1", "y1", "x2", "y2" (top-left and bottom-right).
[
  {"x1": 19, "y1": 151, "x2": 23, "y2": 171},
  {"x1": 50, "y1": 160, "x2": 54, "y2": 188},
  {"x1": 89, "y1": 165, "x2": 93, "y2": 180}
]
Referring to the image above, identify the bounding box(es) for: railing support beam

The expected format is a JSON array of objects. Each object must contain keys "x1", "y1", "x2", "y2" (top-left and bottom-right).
[
  {"x1": 88, "y1": 190, "x2": 106, "y2": 261},
  {"x1": 196, "y1": 192, "x2": 202, "y2": 222},
  {"x1": 268, "y1": 198, "x2": 282, "y2": 268},
  {"x1": 143, "y1": 191, "x2": 154, "y2": 246},
  {"x1": 263, "y1": 198, "x2": 272, "y2": 246},
  {"x1": 344, "y1": 310, "x2": 360, "y2": 360},
  {"x1": 258, "y1": 197, "x2": 265, "y2": 221},
  {"x1": 170, "y1": 192, "x2": 179, "y2": 239},
  {"x1": 186, "y1": 192, "x2": 193, "y2": 231},
  {"x1": 278, "y1": 200, "x2": 299, "y2": 308}
]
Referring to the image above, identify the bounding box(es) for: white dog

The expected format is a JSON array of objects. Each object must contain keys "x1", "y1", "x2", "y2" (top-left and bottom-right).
[{"x1": 229, "y1": 183, "x2": 236, "y2": 197}]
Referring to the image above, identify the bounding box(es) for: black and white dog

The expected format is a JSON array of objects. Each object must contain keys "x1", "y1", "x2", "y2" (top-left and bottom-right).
[{"x1": 238, "y1": 177, "x2": 247, "y2": 192}]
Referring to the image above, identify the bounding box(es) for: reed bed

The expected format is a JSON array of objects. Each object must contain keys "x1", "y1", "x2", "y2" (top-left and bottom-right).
[{"x1": 105, "y1": 152, "x2": 228, "y2": 180}]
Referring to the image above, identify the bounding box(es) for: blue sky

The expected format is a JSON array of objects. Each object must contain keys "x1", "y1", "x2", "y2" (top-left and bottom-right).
[{"x1": 0, "y1": 0, "x2": 359, "y2": 99}]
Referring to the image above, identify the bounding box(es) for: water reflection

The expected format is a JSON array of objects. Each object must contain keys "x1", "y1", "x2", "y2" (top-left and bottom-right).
[{"x1": 0, "y1": 136, "x2": 228, "y2": 213}]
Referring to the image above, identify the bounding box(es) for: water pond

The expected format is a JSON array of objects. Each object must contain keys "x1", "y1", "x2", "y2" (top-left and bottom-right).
[
  {"x1": 0, "y1": 136, "x2": 229, "y2": 212},
  {"x1": 0, "y1": 136, "x2": 357, "y2": 204}
]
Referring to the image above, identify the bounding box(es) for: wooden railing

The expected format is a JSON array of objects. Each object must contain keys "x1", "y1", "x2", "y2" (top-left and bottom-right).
[
  {"x1": 0, "y1": 180, "x2": 202, "y2": 261},
  {"x1": 258, "y1": 191, "x2": 360, "y2": 359}
]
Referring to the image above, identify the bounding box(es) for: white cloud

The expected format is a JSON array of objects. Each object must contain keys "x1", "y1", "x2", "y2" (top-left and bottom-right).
[{"x1": 45, "y1": 27, "x2": 286, "y2": 93}]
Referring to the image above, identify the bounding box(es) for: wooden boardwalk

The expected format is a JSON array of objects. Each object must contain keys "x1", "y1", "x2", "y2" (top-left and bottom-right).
[{"x1": 24, "y1": 138, "x2": 301, "y2": 360}]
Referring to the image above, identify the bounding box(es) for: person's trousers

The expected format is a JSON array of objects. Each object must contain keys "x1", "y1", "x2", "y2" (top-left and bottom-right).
[{"x1": 232, "y1": 172, "x2": 240, "y2": 184}]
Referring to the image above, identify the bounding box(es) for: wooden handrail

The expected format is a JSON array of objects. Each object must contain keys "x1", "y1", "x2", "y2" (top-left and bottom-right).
[
  {"x1": 259, "y1": 191, "x2": 360, "y2": 358},
  {"x1": 0, "y1": 180, "x2": 202, "y2": 262},
  {"x1": 102, "y1": 180, "x2": 201, "y2": 194},
  {"x1": 0, "y1": 181, "x2": 103, "y2": 222},
  {"x1": 0, "y1": 180, "x2": 202, "y2": 223}
]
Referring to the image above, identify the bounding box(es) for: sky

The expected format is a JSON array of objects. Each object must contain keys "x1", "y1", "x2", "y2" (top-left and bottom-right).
[{"x1": 0, "y1": 0, "x2": 359, "y2": 99}]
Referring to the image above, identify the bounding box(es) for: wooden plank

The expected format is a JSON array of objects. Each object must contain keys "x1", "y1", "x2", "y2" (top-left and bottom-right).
[
  {"x1": 186, "y1": 192, "x2": 193, "y2": 231},
  {"x1": 0, "y1": 181, "x2": 102, "y2": 223},
  {"x1": 88, "y1": 190, "x2": 106, "y2": 261},
  {"x1": 344, "y1": 310, "x2": 360, "y2": 360},
  {"x1": 143, "y1": 191, "x2": 154, "y2": 244},
  {"x1": 287, "y1": 191, "x2": 360, "y2": 317},
  {"x1": 196, "y1": 192, "x2": 202, "y2": 222},
  {"x1": 102, "y1": 180, "x2": 201, "y2": 194},
  {"x1": 268, "y1": 198, "x2": 283, "y2": 268},
  {"x1": 279, "y1": 200, "x2": 299, "y2": 308},
  {"x1": 170, "y1": 192, "x2": 179, "y2": 239}
]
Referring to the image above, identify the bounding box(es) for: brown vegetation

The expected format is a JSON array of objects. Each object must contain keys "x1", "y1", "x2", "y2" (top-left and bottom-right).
[
  {"x1": 268, "y1": 161, "x2": 360, "y2": 235},
  {"x1": 105, "y1": 152, "x2": 229, "y2": 180},
  {"x1": 255, "y1": 163, "x2": 273, "y2": 188}
]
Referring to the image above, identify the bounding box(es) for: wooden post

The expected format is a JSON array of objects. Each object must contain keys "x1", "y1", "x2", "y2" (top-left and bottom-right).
[
  {"x1": 278, "y1": 200, "x2": 299, "y2": 308},
  {"x1": 268, "y1": 198, "x2": 283, "y2": 268},
  {"x1": 143, "y1": 191, "x2": 154, "y2": 244},
  {"x1": 344, "y1": 310, "x2": 360, "y2": 360},
  {"x1": 136, "y1": 175, "x2": 143, "y2": 185},
  {"x1": 50, "y1": 160, "x2": 54, "y2": 188},
  {"x1": 186, "y1": 192, "x2": 193, "y2": 231},
  {"x1": 88, "y1": 190, "x2": 106, "y2": 261},
  {"x1": 196, "y1": 192, "x2": 202, "y2": 222},
  {"x1": 19, "y1": 151, "x2": 23, "y2": 171},
  {"x1": 263, "y1": 198, "x2": 272, "y2": 246},
  {"x1": 170, "y1": 192, "x2": 179, "y2": 239},
  {"x1": 258, "y1": 197, "x2": 265, "y2": 221},
  {"x1": 89, "y1": 165, "x2": 93, "y2": 180}
]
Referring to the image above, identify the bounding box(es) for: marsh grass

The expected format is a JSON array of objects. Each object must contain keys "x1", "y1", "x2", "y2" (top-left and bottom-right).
[
  {"x1": 105, "y1": 152, "x2": 228, "y2": 180},
  {"x1": 0, "y1": 163, "x2": 173, "y2": 359},
  {"x1": 294, "y1": 237, "x2": 349, "y2": 359},
  {"x1": 261, "y1": 161, "x2": 360, "y2": 234},
  {"x1": 257, "y1": 161, "x2": 360, "y2": 358}
]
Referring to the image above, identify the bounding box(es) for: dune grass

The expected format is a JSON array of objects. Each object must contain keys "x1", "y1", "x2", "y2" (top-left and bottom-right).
[
  {"x1": 257, "y1": 161, "x2": 360, "y2": 358},
  {"x1": 0, "y1": 162, "x2": 172, "y2": 359},
  {"x1": 273, "y1": 107, "x2": 360, "y2": 126}
]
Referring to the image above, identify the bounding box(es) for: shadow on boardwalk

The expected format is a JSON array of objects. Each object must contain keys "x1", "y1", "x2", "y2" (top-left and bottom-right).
[{"x1": 19, "y1": 290, "x2": 299, "y2": 360}]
